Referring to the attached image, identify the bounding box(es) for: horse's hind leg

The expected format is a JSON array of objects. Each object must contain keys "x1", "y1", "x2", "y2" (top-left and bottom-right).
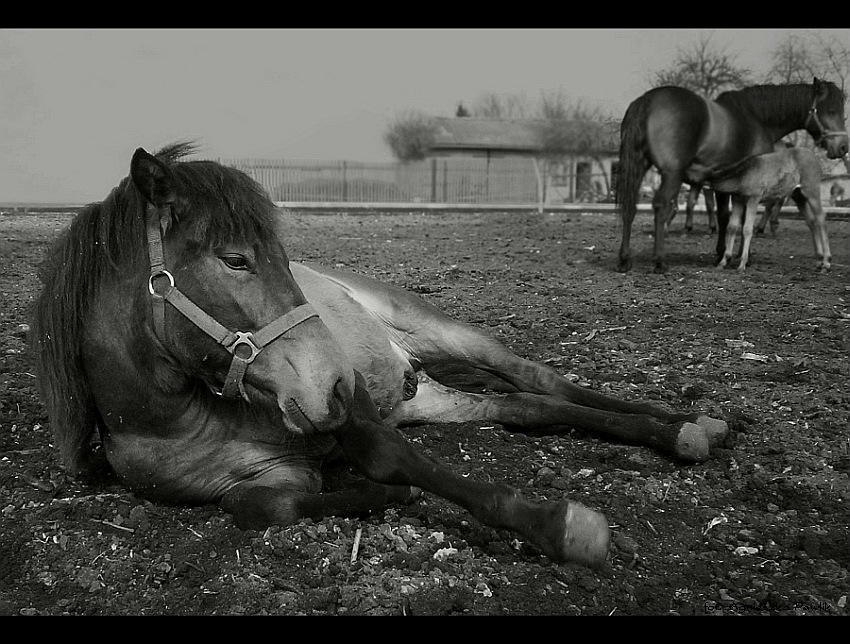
[
  {"x1": 337, "y1": 373, "x2": 610, "y2": 568},
  {"x1": 704, "y1": 188, "x2": 717, "y2": 233},
  {"x1": 391, "y1": 371, "x2": 713, "y2": 462},
  {"x1": 736, "y1": 198, "x2": 759, "y2": 272},
  {"x1": 652, "y1": 173, "x2": 683, "y2": 273},
  {"x1": 618, "y1": 206, "x2": 637, "y2": 273},
  {"x1": 718, "y1": 198, "x2": 744, "y2": 269},
  {"x1": 793, "y1": 188, "x2": 831, "y2": 270},
  {"x1": 401, "y1": 320, "x2": 727, "y2": 452},
  {"x1": 714, "y1": 191, "x2": 731, "y2": 264}
]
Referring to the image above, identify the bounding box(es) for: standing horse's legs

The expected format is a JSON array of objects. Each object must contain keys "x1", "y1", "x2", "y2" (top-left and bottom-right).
[
  {"x1": 736, "y1": 197, "x2": 760, "y2": 272},
  {"x1": 337, "y1": 373, "x2": 611, "y2": 567},
  {"x1": 651, "y1": 174, "x2": 683, "y2": 273}
]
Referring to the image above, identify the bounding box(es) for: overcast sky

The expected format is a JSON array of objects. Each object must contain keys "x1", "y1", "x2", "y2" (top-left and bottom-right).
[{"x1": 2, "y1": 28, "x2": 848, "y2": 203}]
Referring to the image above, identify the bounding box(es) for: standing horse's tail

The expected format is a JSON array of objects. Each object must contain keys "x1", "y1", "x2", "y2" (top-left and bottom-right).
[{"x1": 615, "y1": 93, "x2": 652, "y2": 225}]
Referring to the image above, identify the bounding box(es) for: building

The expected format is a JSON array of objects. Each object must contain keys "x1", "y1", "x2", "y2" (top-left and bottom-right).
[{"x1": 427, "y1": 116, "x2": 620, "y2": 204}]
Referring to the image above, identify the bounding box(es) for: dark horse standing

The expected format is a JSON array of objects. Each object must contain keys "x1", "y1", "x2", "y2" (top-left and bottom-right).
[
  {"x1": 31, "y1": 144, "x2": 731, "y2": 569},
  {"x1": 616, "y1": 78, "x2": 848, "y2": 273}
]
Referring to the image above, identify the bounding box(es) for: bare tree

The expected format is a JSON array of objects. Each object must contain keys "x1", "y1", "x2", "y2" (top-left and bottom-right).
[
  {"x1": 383, "y1": 110, "x2": 437, "y2": 162},
  {"x1": 536, "y1": 90, "x2": 619, "y2": 194},
  {"x1": 764, "y1": 34, "x2": 817, "y2": 84},
  {"x1": 651, "y1": 33, "x2": 751, "y2": 99},
  {"x1": 471, "y1": 91, "x2": 532, "y2": 118},
  {"x1": 765, "y1": 32, "x2": 850, "y2": 170}
]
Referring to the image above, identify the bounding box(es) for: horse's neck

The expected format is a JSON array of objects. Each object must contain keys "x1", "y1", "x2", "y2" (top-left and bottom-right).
[
  {"x1": 83, "y1": 277, "x2": 199, "y2": 425},
  {"x1": 744, "y1": 87, "x2": 811, "y2": 142}
]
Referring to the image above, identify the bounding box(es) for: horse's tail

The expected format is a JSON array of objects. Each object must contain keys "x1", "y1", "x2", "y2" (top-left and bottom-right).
[
  {"x1": 29, "y1": 211, "x2": 103, "y2": 477},
  {"x1": 615, "y1": 92, "x2": 651, "y2": 224}
]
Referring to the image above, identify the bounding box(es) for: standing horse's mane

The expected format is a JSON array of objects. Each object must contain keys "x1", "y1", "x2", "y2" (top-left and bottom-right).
[
  {"x1": 716, "y1": 80, "x2": 846, "y2": 126},
  {"x1": 30, "y1": 141, "x2": 281, "y2": 475}
]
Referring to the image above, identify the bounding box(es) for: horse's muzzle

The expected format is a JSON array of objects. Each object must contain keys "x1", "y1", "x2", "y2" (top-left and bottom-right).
[{"x1": 824, "y1": 135, "x2": 849, "y2": 159}]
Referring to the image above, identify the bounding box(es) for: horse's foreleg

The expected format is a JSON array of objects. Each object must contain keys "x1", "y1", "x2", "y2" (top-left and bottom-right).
[
  {"x1": 339, "y1": 373, "x2": 610, "y2": 567},
  {"x1": 221, "y1": 479, "x2": 419, "y2": 532},
  {"x1": 737, "y1": 198, "x2": 759, "y2": 271}
]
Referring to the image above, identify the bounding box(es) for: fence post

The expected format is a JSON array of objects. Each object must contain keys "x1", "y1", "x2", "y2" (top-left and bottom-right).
[
  {"x1": 431, "y1": 158, "x2": 437, "y2": 203},
  {"x1": 342, "y1": 161, "x2": 348, "y2": 202},
  {"x1": 532, "y1": 158, "x2": 544, "y2": 213}
]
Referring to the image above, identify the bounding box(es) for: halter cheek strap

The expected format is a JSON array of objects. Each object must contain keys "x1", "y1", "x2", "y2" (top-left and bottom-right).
[
  {"x1": 805, "y1": 96, "x2": 847, "y2": 145},
  {"x1": 146, "y1": 206, "x2": 318, "y2": 401}
]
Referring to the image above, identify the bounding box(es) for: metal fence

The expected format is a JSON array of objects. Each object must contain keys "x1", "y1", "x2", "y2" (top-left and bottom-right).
[{"x1": 216, "y1": 157, "x2": 541, "y2": 204}]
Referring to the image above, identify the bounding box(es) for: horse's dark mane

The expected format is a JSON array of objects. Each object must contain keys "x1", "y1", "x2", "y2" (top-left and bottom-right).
[
  {"x1": 30, "y1": 141, "x2": 281, "y2": 474},
  {"x1": 716, "y1": 80, "x2": 845, "y2": 126}
]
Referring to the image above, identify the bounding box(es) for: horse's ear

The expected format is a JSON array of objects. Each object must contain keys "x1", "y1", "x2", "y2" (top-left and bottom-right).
[
  {"x1": 813, "y1": 77, "x2": 829, "y2": 100},
  {"x1": 130, "y1": 147, "x2": 176, "y2": 208}
]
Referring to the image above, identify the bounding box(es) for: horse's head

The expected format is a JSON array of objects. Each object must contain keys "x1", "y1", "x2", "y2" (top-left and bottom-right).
[
  {"x1": 129, "y1": 146, "x2": 355, "y2": 435},
  {"x1": 807, "y1": 77, "x2": 849, "y2": 159}
]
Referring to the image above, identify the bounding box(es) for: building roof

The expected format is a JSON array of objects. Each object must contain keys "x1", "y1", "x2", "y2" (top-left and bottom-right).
[{"x1": 430, "y1": 116, "x2": 619, "y2": 155}]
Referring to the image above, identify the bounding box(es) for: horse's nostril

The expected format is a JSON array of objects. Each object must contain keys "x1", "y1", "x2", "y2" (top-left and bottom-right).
[{"x1": 332, "y1": 376, "x2": 352, "y2": 408}]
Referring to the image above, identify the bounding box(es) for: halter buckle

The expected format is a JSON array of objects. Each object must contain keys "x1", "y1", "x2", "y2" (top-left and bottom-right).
[{"x1": 227, "y1": 331, "x2": 263, "y2": 364}]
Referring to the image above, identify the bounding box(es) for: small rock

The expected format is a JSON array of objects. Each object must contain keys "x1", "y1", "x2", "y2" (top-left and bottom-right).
[{"x1": 614, "y1": 534, "x2": 639, "y2": 555}]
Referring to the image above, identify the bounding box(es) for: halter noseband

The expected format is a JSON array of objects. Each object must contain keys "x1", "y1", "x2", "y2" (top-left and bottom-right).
[
  {"x1": 805, "y1": 95, "x2": 847, "y2": 145},
  {"x1": 146, "y1": 205, "x2": 318, "y2": 401}
]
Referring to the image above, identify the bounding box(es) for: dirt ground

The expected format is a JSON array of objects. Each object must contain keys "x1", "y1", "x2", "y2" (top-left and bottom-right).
[{"x1": 1, "y1": 208, "x2": 849, "y2": 616}]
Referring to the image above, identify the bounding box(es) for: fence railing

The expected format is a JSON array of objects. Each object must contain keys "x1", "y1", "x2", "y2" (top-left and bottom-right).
[{"x1": 217, "y1": 157, "x2": 543, "y2": 204}]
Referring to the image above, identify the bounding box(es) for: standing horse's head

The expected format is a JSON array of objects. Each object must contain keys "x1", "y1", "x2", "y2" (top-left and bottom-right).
[
  {"x1": 807, "y1": 77, "x2": 849, "y2": 159},
  {"x1": 130, "y1": 145, "x2": 355, "y2": 436}
]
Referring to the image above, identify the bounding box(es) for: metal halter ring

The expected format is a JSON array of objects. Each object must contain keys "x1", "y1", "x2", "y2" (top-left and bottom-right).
[
  {"x1": 227, "y1": 332, "x2": 263, "y2": 364},
  {"x1": 148, "y1": 269, "x2": 175, "y2": 296}
]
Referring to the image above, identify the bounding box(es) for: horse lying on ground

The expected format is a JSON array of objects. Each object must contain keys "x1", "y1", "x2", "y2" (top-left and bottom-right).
[
  {"x1": 30, "y1": 143, "x2": 730, "y2": 570},
  {"x1": 616, "y1": 77, "x2": 847, "y2": 273},
  {"x1": 712, "y1": 146, "x2": 828, "y2": 272}
]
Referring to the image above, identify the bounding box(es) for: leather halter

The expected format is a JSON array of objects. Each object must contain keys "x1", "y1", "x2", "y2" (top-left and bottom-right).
[
  {"x1": 145, "y1": 205, "x2": 318, "y2": 401},
  {"x1": 805, "y1": 95, "x2": 847, "y2": 145}
]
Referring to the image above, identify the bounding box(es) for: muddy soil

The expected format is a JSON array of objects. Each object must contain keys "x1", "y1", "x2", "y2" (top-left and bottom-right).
[{"x1": 1, "y1": 209, "x2": 848, "y2": 615}]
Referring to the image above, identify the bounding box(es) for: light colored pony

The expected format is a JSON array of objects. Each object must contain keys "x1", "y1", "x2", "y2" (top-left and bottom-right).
[{"x1": 712, "y1": 146, "x2": 829, "y2": 272}]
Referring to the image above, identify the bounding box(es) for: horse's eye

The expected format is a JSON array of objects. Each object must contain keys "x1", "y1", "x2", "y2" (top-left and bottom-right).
[{"x1": 220, "y1": 254, "x2": 249, "y2": 271}]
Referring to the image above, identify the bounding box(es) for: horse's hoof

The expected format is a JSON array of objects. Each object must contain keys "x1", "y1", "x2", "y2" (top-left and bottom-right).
[
  {"x1": 407, "y1": 486, "x2": 423, "y2": 504},
  {"x1": 695, "y1": 416, "x2": 729, "y2": 448},
  {"x1": 616, "y1": 260, "x2": 632, "y2": 273},
  {"x1": 557, "y1": 502, "x2": 610, "y2": 568},
  {"x1": 653, "y1": 264, "x2": 668, "y2": 274},
  {"x1": 674, "y1": 422, "x2": 710, "y2": 462}
]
